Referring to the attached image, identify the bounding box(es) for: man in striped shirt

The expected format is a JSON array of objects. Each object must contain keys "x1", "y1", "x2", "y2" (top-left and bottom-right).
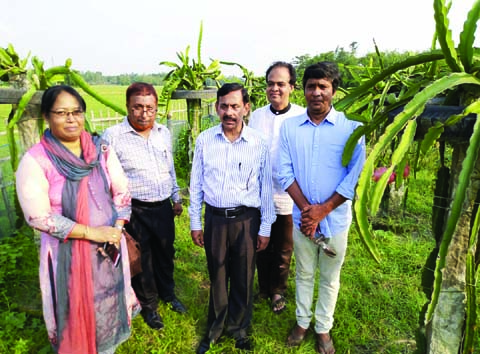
[
  {"x1": 189, "y1": 83, "x2": 276, "y2": 353},
  {"x1": 102, "y1": 82, "x2": 187, "y2": 331}
]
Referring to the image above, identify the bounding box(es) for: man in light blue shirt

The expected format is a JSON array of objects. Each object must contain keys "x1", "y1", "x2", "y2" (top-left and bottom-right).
[
  {"x1": 189, "y1": 83, "x2": 275, "y2": 353},
  {"x1": 279, "y1": 62, "x2": 365, "y2": 354}
]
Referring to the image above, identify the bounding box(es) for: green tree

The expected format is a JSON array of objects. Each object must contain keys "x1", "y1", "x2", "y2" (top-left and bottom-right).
[
  {"x1": 219, "y1": 60, "x2": 267, "y2": 112},
  {"x1": 80, "y1": 71, "x2": 104, "y2": 84},
  {"x1": 159, "y1": 21, "x2": 222, "y2": 168},
  {"x1": 0, "y1": 44, "x2": 127, "y2": 170},
  {"x1": 293, "y1": 43, "x2": 420, "y2": 91}
]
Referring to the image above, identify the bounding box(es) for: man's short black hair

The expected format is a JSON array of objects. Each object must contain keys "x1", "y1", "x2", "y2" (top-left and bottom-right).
[
  {"x1": 217, "y1": 83, "x2": 250, "y2": 104},
  {"x1": 302, "y1": 62, "x2": 341, "y2": 92},
  {"x1": 266, "y1": 61, "x2": 297, "y2": 86}
]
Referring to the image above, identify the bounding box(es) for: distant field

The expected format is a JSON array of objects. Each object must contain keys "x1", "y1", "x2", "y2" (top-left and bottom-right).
[
  {"x1": 0, "y1": 84, "x2": 215, "y2": 161},
  {"x1": 79, "y1": 85, "x2": 131, "y2": 119},
  {"x1": 77, "y1": 85, "x2": 169, "y2": 120},
  {"x1": 0, "y1": 85, "x2": 194, "y2": 133}
]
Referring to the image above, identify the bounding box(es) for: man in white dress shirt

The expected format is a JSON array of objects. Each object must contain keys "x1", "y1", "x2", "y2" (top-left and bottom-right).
[{"x1": 249, "y1": 61, "x2": 304, "y2": 314}]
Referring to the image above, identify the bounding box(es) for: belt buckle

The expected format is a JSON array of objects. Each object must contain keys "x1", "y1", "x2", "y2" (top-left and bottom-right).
[{"x1": 225, "y1": 207, "x2": 236, "y2": 218}]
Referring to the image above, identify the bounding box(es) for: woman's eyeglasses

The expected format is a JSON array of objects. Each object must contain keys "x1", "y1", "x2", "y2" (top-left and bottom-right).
[{"x1": 50, "y1": 109, "x2": 85, "y2": 118}]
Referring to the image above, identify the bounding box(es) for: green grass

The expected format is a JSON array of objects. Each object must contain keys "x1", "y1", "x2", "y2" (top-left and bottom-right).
[
  {"x1": 113, "y1": 194, "x2": 445, "y2": 353},
  {"x1": 94, "y1": 212, "x2": 436, "y2": 354}
]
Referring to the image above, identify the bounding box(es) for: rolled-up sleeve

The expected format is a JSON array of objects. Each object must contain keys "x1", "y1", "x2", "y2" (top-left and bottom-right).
[
  {"x1": 278, "y1": 120, "x2": 296, "y2": 191},
  {"x1": 336, "y1": 132, "x2": 366, "y2": 200}
]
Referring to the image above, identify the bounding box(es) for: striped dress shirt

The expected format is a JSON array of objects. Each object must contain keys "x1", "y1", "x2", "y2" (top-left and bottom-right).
[
  {"x1": 188, "y1": 124, "x2": 276, "y2": 237},
  {"x1": 102, "y1": 118, "x2": 181, "y2": 203}
]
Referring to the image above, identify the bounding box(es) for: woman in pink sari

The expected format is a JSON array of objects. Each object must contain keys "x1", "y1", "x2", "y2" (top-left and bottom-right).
[{"x1": 16, "y1": 85, "x2": 140, "y2": 354}]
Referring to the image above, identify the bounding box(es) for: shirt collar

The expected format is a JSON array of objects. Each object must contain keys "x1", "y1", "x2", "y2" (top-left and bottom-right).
[
  {"x1": 120, "y1": 116, "x2": 163, "y2": 135},
  {"x1": 214, "y1": 122, "x2": 251, "y2": 142},
  {"x1": 269, "y1": 103, "x2": 292, "y2": 115},
  {"x1": 299, "y1": 106, "x2": 338, "y2": 126}
]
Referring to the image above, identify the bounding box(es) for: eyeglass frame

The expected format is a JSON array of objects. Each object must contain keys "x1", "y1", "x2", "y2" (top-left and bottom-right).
[
  {"x1": 49, "y1": 109, "x2": 85, "y2": 118},
  {"x1": 130, "y1": 105, "x2": 158, "y2": 116}
]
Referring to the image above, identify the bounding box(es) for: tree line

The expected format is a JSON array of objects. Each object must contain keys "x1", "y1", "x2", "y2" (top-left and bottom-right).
[
  {"x1": 79, "y1": 71, "x2": 168, "y2": 85},
  {"x1": 77, "y1": 45, "x2": 416, "y2": 88}
]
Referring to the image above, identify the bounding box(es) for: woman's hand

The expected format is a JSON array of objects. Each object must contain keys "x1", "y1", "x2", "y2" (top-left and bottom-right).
[{"x1": 88, "y1": 226, "x2": 122, "y2": 247}]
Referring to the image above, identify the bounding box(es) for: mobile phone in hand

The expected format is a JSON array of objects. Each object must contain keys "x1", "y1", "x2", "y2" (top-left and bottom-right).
[{"x1": 103, "y1": 242, "x2": 121, "y2": 267}]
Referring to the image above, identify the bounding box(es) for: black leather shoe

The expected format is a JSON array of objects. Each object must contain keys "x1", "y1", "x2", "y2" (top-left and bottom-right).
[
  {"x1": 167, "y1": 297, "x2": 187, "y2": 314},
  {"x1": 141, "y1": 310, "x2": 164, "y2": 330},
  {"x1": 235, "y1": 337, "x2": 252, "y2": 351},
  {"x1": 196, "y1": 337, "x2": 216, "y2": 354}
]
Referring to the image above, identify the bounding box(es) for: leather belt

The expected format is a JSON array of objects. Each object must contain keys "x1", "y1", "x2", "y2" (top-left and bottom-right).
[
  {"x1": 132, "y1": 198, "x2": 169, "y2": 207},
  {"x1": 207, "y1": 204, "x2": 254, "y2": 219}
]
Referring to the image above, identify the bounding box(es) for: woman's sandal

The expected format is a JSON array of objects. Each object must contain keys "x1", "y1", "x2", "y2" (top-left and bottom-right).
[{"x1": 271, "y1": 294, "x2": 287, "y2": 314}]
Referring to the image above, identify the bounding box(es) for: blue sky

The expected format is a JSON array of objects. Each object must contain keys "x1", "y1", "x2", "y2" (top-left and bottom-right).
[{"x1": 1, "y1": 0, "x2": 478, "y2": 76}]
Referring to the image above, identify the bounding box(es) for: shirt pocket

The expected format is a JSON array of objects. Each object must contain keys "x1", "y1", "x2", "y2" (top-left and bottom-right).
[
  {"x1": 152, "y1": 142, "x2": 171, "y2": 169},
  {"x1": 234, "y1": 161, "x2": 259, "y2": 192},
  {"x1": 324, "y1": 144, "x2": 345, "y2": 169}
]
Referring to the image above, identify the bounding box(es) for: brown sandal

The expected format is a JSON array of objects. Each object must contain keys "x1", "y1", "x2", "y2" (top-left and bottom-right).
[{"x1": 271, "y1": 294, "x2": 287, "y2": 314}]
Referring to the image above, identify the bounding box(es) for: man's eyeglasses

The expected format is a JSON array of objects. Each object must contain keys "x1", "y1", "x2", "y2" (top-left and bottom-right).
[
  {"x1": 131, "y1": 105, "x2": 157, "y2": 116},
  {"x1": 50, "y1": 109, "x2": 84, "y2": 118}
]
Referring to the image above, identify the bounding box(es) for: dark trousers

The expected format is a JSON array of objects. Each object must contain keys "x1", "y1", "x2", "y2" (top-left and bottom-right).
[
  {"x1": 126, "y1": 199, "x2": 176, "y2": 312},
  {"x1": 203, "y1": 205, "x2": 260, "y2": 341},
  {"x1": 256, "y1": 214, "x2": 293, "y2": 297}
]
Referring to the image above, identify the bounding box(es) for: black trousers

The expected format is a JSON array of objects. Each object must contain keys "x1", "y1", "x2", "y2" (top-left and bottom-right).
[
  {"x1": 256, "y1": 214, "x2": 293, "y2": 297},
  {"x1": 203, "y1": 204, "x2": 260, "y2": 341},
  {"x1": 126, "y1": 199, "x2": 176, "y2": 312}
]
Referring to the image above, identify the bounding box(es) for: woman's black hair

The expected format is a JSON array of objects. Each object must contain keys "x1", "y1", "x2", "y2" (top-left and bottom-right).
[{"x1": 41, "y1": 85, "x2": 86, "y2": 117}]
